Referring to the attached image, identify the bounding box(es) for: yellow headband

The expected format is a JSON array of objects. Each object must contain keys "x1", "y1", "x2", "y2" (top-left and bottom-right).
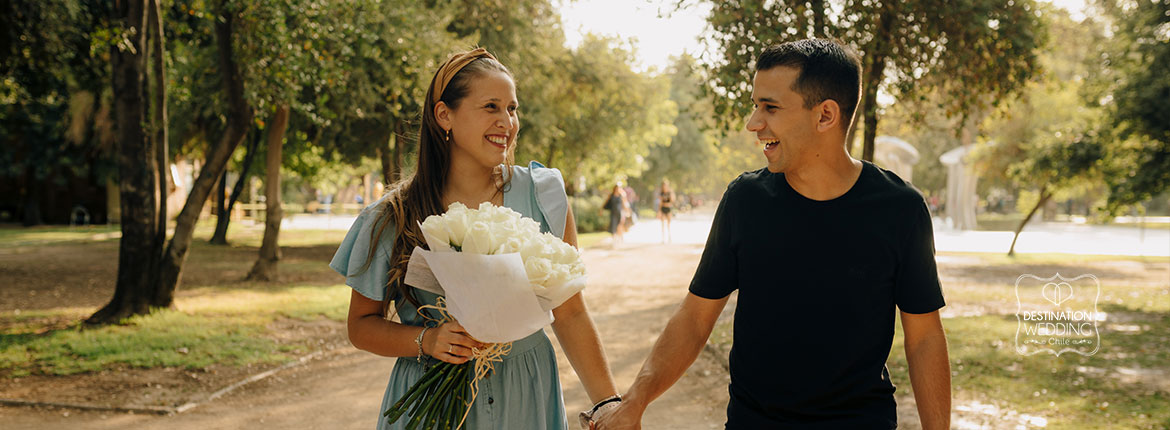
[{"x1": 431, "y1": 48, "x2": 498, "y2": 105}]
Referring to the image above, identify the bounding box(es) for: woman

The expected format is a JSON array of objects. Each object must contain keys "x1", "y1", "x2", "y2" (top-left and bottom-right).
[
  {"x1": 330, "y1": 48, "x2": 619, "y2": 429},
  {"x1": 603, "y1": 185, "x2": 630, "y2": 246},
  {"x1": 657, "y1": 179, "x2": 676, "y2": 243}
]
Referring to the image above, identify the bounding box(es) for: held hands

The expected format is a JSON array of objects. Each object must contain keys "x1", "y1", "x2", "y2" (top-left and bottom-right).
[{"x1": 423, "y1": 321, "x2": 485, "y2": 364}]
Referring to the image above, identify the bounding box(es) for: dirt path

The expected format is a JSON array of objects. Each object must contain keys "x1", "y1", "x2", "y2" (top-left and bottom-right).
[{"x1": 1, "y1": 241, "x2": 731, "y2": 429}]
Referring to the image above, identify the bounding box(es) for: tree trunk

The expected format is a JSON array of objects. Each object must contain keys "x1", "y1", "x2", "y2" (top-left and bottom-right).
[
  {"x1": 379, "y1": 131, "x2": 394, "y2": 184},
  {"x1": 393, "y1": 119, "x2": 405, "y2": 182},
  {"x1": 148, "y1": 0, "x2": 168, "y2": 303},
  {"x1": 247, "y1": 104, "x2": 290, "y2": 281},
  {"x1": 209, "y1": 127, "x2": 259, "y2": 244},
  {"x1": 811, "y1": 0, "x2": 826, "y2": 38},
  {"x1": 157, "y1": 3, "x2": 253, "y2": 298},
  {"x1": 860, "y1": 56, "x2": 884, "y2": 163},
  {"x1": 1008, "y1": 187, "x2": 1052, "y2": 256},
  {"x1": 860, "y1": 6, "x2": 894, "y2": 163},
  {"x1": 89, "y1": 0, "x2": 157, "y2": 324},
  {"x1": 210, "y1": 170, "x2": 227, "y2": 244},
  {"x1": 20, "y1": 166, "x2": 43, "y2": 226}
]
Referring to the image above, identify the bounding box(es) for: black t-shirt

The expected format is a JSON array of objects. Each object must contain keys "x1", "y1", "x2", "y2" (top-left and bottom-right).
[{"x1": 689, "y1": 162, "x2": 945, "y2": 429}]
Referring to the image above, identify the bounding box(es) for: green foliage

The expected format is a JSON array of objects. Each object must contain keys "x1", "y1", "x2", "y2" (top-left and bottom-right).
[
  {"x1": 973, "y1": 7, "x2": 1104, "y2": 215},
  {"x1": 307, "y1": 0, "x2": 464, "y2": 167},
  {"x1": 699, "y1": 0, "x2": 1043, "y2": 162},
  {"x1": 547, "y1": 35, "x2": 678, "y2": 186},
  {"x1": 0, "y1": 1, "x2": 117, "y2": 198},
  {"x1": 570, "y1": 195, "x2": 609, "y2": 234},
  {"x1": 976, "y1": 4, "x2": 1169, "y2": 220},
  {"x1": 441, "y1": 0, "x2": 679, "y2": 187},
  {"x1": 640, "y1": 54, "x2": 767, "y2": 197},
  {"x1": 1095, "y1": 0, "x2": 1170, "y2": 213},
  {"x1": 5, "y1": 0, "x2": 692, "y2": 225}
]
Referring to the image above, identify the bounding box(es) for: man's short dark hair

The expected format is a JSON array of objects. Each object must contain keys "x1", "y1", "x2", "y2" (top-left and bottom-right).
[{"x1": 756, "y1": 39, "x2": 862, "y2": 132}]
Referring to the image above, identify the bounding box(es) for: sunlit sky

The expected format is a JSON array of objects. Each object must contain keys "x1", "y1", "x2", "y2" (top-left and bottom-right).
[{"x1": 557, "y1": 0, "x2": 1088, "y2": 73}]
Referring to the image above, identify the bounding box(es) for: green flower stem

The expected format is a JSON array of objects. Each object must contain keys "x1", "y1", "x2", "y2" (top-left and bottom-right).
[
  {"x1": 385, "y1": 362, "x2": 449, "y2": 423},
  {"x1": 403, "y1": 364, "x2": 455, "y2": 428},
  {"x1": 447, "y1": 367, "x2": 470, "y2": 429},
  {"x1": 417, "y1": 363, "x2": 467, "y2": 428},
  {"x1": 385, "y1": 363, "x2": 444, "y2": 418}
]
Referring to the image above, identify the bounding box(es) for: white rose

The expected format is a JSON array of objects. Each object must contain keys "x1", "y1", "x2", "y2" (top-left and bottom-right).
[
  {"x1": 489, "y1": 217, "x2": 519, "y2": 243},
  {"x1": 495, "y1": 236, "x2": 525, "y2": 254},
  {"x1": 462, "y1": 221, "x2": 495, "y2": 254},
  {"x1": 475, "y1": 202, "x2": 515, "y2": 225},
  {"x1": 524, "y1": 257, "x2": 553, "y2": 284},
  {"x1": 570, "y1": 262, "x2": 586, "y2": 278},
  {"x1": 519, "y1": 239, "x2": 551, "y2": 262},
  {"x1": 517, "y1": 217, "x2": 542, "y2": 236},
  {"x1": 443, "y1": 203, "x2": 471, "y2": 248},
  {"x1": 491, "y1": 206, "x2": 522, "y2": 224},
  {"x1": 551, "y1": 240, "x2": 580, "y2": 265},
  {"x1": 545, "y1": 263, "x2": 573, "y2": 287},
  {"x1": 419, "y1": 215, "x2": 452, "y2": 251}
]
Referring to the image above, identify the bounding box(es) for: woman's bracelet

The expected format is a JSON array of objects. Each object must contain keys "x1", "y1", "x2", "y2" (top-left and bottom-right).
[{"x1": 414, "y1": 326, "x2": 431, "y2": 363}]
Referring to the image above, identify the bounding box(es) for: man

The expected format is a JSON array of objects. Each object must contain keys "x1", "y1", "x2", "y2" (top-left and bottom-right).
[{"x1": 594, "y1": 39, "x2": 951, "y2": 429}]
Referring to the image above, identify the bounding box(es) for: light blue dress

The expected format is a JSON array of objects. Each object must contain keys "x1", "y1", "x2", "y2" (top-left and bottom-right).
[{"x1": 330, "y1": 162, "x2": 571, "y2": 430}]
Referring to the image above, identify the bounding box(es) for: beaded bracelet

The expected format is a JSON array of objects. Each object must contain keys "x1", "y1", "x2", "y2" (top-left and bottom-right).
[{"x1": 414, "y1": 326, "x2": 431, "y2": 363}]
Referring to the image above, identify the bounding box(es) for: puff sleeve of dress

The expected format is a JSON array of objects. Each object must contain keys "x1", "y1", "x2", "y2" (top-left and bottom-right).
[
  {"x1": 329, "y1": 196, "x2": 396, "y2": 302},
  {"x1": 520, "y1": 160, "x2": 569, "y2": 239}
]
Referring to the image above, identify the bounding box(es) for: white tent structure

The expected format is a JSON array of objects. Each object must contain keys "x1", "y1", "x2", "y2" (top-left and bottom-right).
[
  {"x1": 939, "y1": 145, "x2": 978, "y2": 230},
  {"x1": 874, "y1": 136, "x2": 920, "y2": 183}
]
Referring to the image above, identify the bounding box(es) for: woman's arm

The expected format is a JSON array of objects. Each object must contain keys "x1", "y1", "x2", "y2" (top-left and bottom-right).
[
  {"x1": 550, "y1": 207, "x2": 619, "y2": 403},
  {"x1": 347, "y1": 290, "x2": 484, "y2": 364}
]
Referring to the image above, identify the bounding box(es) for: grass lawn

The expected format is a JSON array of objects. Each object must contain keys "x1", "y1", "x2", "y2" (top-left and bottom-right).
[
  {"x1": 0, "y1": 285, "x2": 350, "y2": 377},
  {"x1": 0, "y1": 221, "x2": 351, "y2": 381},
  {"x1": 577, "y1": 231, "x2": 609, "y2": 249},
  {"x1": 709, "y1": 252, "x2": 1170, "y2": 429},
  {"x1": 0, "y1": 224, "x2": 121, "y2": 247}
]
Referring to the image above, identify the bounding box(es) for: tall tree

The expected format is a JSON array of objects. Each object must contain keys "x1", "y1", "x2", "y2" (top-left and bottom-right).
[
  {"x1": 1095, "y1": 0, "x2": 1170, "y2": 213},
  {"x1": 642, "y1": 54, "x2": 742, "y2": 196},
  {"x1": 90, "y1": 0, "x2": 164, "y2": 322},
  {"x1": 247, "y1": 104, "x2": 289, "y2": 281},
  {"x1": 699, "y1": 0, "x2": 1044, "y2": 161},
  {"x1": 147, "y1": 0, "x2": 169, "y2": 291},
  {"x1": 547, "y1": 35, "x2": 678, "y2": 187},
  {"x1": 974, "y1": 7, "x2": 1109, "y2": 255},
  {"x1": 151, "y1": 0, "x2": 254, "y2": 311},
  {"x1": 208, "y1": 128, "x2": 259, "y2": 245}
]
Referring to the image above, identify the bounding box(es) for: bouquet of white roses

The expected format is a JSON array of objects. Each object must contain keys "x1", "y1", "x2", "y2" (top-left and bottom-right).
[{"x1": 385, "y1": 202, "x2": 587, "y2": 429}]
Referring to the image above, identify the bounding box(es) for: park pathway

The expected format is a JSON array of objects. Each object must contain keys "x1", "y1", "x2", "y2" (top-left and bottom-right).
[{"x1": 4, "y1": 210, "x2": 1160, "y2": 428}]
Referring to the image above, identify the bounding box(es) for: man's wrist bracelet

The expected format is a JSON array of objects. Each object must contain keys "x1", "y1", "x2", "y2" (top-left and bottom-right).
[{"x1": 590, "y1": 395, "x2": 622, "y2": 414}]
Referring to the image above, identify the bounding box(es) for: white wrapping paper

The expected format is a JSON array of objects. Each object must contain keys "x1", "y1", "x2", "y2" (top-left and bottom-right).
[{"x1": 404, "y1": 247, "x2": 552, "y2": 343}]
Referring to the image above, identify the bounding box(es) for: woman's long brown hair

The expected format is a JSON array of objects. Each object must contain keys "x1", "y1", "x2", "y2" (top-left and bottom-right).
[{"x1": 356, "y1": 54, "x2": 515, "y2": 315}]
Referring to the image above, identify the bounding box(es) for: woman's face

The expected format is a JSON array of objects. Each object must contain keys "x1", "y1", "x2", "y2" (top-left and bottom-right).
[{"x1": 444, "y1": 71, "x2": 519, "y2": 170}]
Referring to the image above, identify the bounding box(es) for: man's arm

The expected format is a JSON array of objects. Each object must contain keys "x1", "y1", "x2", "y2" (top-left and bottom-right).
[
  {"x1": 594, "y1": 292, "x2": 729, "y2": 430},
  {"x1": 901, "y1": 310, "x2": 951, "y2": 430}
]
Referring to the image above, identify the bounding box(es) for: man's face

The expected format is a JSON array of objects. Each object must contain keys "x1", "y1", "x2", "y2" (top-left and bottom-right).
[{"x1": 745, "y1": 66, "x2": 818, "y2": 174}]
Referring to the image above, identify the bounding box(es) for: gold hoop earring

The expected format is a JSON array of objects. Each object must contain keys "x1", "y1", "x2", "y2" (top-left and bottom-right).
[{"x1": 445, "y1": 129, "x2": 452, "y2": 142}]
